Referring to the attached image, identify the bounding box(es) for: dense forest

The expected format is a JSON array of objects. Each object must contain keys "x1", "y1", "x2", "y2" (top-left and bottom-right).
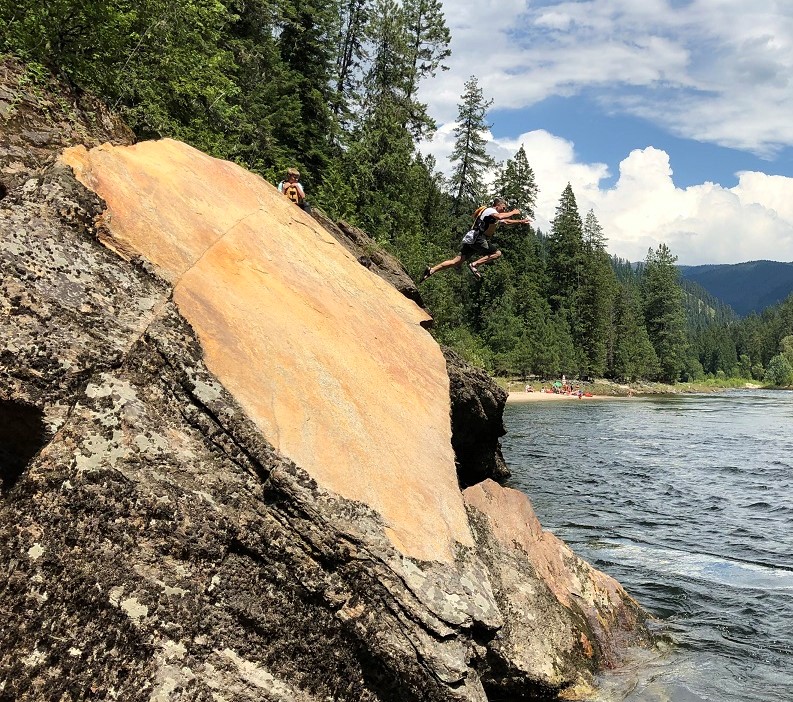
[{"x1": 2, "y1": 0, "x2": 792, "y2": 385}]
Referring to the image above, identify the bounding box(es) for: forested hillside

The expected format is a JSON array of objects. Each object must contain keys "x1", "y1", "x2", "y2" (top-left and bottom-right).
[
  {"x1": 2, "y1": 0, "x2": 791, "y2": 385},
  {"x1": 679, "y1": 261, "x2": 793, "y2": 316}
]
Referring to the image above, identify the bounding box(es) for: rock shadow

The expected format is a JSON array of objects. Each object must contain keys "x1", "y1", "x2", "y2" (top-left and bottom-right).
[{"x1": 0, "y1": 400, "x2": 48, "y2": 492}]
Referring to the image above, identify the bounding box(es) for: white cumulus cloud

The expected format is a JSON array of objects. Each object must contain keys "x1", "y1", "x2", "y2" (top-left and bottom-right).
[
  {"x1": 494, "y1": 137, "x2": 793, "y2": 264},
  {"x1": 416, "y1": 0, "x2": 793, "y2": 264}
]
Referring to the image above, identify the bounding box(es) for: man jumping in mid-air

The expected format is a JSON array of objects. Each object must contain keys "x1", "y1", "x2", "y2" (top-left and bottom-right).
[{"x1": 420, "y1": 197, "x2": 531, "y2": 282}]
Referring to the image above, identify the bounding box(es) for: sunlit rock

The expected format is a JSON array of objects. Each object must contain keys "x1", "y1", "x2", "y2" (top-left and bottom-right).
[
  {"x1": 1, "y1": 61, "x2": 652, "y2": 698},
  {"x1": 465, "y1": 479, "x2": 651, "y2": 697}
]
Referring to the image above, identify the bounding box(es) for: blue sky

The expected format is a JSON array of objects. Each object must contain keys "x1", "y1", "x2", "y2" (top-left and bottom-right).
[
  {"x1": 490, "y1": 96, "x2": 793, "y2": 189},
  {"x1": 419, "y1": 0, "x2": 793, "y2": 265}
]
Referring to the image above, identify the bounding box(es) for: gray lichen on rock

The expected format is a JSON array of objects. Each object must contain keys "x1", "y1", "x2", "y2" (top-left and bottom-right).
[{"x1": 1, "y1": 58, "x2": 653, "y2": 702}]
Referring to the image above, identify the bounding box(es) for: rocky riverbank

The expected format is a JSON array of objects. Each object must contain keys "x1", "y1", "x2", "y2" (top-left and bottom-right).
[{"x1": 1, "y1": 57, "x2": 655, "y2": 701}]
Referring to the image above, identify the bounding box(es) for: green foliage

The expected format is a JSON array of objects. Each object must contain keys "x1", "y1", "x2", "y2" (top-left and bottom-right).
[
  {"x1": 3, "y1": 0, "x2": 244, "y2": 156},
  {"x1": 449, "y1": 76, "x2": 495, "y2": 213},
  {"x1": 331, "y1": 0, "x2": 371, "y2": 125},
  {"x1": 764, "y1": 354, "x2": 793, "y2": 386},
  {"x1": 738, "y1": 354, "x2": 752, "y2": 379},
  {"x1": 312, "y1": 158, "x2": 358, "y2": 221},
  {"x1": 681, "y1": 278, "x2": 737, "y2": 329},
  {"x1": 689, "y1": 292, "x2": 793, "y2": 383},
  {"x1": 492, "y1": 146, "x2": 537, "y2": 216},
  {"x1": 780, "y1": 334, "x2": 793, "y2": 360},
  {"x1": 436, "y1": 326, "x2": 490, "y2": 369},
  {"x1": 575, "y1": 210, "x2": 615, "y2": 376},
  {"x1": 401, "y1": 0, "x2": 450, "y2": 139},
  {"x1": 546, "y1": 183, "x2": 584, "y2": 311},
  {"x1": 610, "y1": 286, "x2": 659, "y2": 381},
  {"x1": 8, "y1": 0, "x2": 789, "y2": 386},
  {"x1": 764, "y1": 332, "x2": 793, "y2": 386},
  {"x1": 643, "y1": 243, "x2": 688, "y2": 382},
  {"x1": 681, "y1": 354, "x2": 705, "y2": 382}
]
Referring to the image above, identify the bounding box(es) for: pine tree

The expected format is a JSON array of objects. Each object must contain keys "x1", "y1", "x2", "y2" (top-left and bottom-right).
[
  {"x1": 546, "y1": 183, "x2": 584, "y2": 312},
  {"x1": 274, "y1": 0, "x2": 338, "y2": 176},
  {"x1": 489, "y1": 146, "x2": 539, "y2": 262},
  {"x1": 575, "y1": 210, "x2": 616, "y2": 376},
  {"x1": 348, "y1": 0, "x2": 415, "y2": 241},
  {"x1": 610, "y1": 284, "x2": 659, "y2": 381},
  {"x1": 449, "y1": 76, "x2": 496, "y2": 214},
  {"x1": 402, "y1": 0, "x2": 451, "y2": 140},
  {"x1": 642, "y1": 243, "x2": 688, "y2": 382},
  {"x1": 331, "y1": 0, "x2": 372, "y2": 126},
  {"x1": 225, "y1": 0, "x2": 291, "y2": 172},
  {"x1": 481, "y1": 293, "x2": 524, "y2": 375},
  {"x1": 611, "y1": 255, "x2": 639, "y2": 284},
  {"x1": 491, "y1": 146, "x2": 537, "y2": 217}
]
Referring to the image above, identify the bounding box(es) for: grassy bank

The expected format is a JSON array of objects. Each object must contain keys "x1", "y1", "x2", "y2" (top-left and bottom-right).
[{"x1": 496, "y1": 376, "x2": 771, "y2": 397}]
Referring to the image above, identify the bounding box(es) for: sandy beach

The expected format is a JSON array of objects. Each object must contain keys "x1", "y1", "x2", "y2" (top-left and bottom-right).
[{"x1": 507, "y1": 390, "x2": 632, "y2": 403}]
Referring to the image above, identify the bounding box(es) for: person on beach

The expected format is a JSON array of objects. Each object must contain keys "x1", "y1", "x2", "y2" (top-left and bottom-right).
[{"x1": 420, "y1": 197, "x2": 531, "y2": 282}]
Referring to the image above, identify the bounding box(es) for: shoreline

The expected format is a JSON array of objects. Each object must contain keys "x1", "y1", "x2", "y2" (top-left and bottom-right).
[
  {"x1": 506, "y1": 390, "x2": 631, "y2": 403},
  {"x1": 505, "y1": 381, "x2": 769, "y2": 403}
]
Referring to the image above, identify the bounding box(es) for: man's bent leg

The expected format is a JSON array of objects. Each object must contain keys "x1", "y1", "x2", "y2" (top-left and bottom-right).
[{"x1": 471, "y1": 250, "x2": 502, "y2": 267}]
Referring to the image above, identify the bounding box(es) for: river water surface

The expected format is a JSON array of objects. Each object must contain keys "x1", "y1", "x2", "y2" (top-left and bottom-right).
[{"x1": 502, "y1": 389, "x2": 793, "y2": 701}]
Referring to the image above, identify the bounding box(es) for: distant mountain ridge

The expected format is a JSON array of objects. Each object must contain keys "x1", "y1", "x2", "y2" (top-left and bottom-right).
[{"x1": 677, "y1": 260, "x2": 793, "y2": 316}]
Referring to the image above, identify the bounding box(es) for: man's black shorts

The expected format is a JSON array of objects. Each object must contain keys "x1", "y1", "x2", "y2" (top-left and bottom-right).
[{"x1": 461, "y1": 233, "x2": 499, "y2": 259}]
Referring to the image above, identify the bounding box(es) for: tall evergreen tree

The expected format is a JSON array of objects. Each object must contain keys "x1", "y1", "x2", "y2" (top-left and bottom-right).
[
  {"x1": 402, "y1": 0, "x2": 450, "y2": 139},
  {"x1": 642, "y1": 243, "x2": 688, "y2": 382},
  {"x1": 576, "y1": 210, "x2": 616, "y2": 376},
  {"x1": 274, "y1": 0, "x2": 338, "y2": 176},
  {"x1": 488, "y1": 146, "x2": 540, "y2": 280},
  {"x1": 348, "y1": 0, "x2": 415, "y2": 240},
  {"x1": 491, "y1": 146, "x2": 537, "y2": 217},
  {"x1": 611, "y1": 255, "x2": 639, "y2": 284},
  {"x1": 449, "y1": 76, "x2": 495, "y2": 214},
  {"x1": 225, "y1": 0, "x2": 290, "y2": 172},
  {"x1": 610, "y1": 284, "x2": 659, "y2": 381},
  {"x1": 546, "y1": 183, "x2": 585, "y2": 313},
  {"x1": 331, "y1": 0, "x2": 372, "y2": 125}
]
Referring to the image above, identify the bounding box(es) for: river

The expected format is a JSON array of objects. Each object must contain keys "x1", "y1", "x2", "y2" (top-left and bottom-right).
[{"x1": 502, "y1": 389, "x2": 793, "y2": 702}]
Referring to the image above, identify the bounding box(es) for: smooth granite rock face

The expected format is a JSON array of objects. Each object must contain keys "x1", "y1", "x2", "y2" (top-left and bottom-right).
[
  {"x1": 61, "y1": 138, "x2": 472, "y2": 564},
  {"x1": 0, "y1": 160, "x2": 500, "y2": 700},
  {"x1": 304, "y1": 211, "x2": 511, "y2": 489},
  {"x1": 1, "y1": 75, "x2": 653, "y2": 699},
  {"x1": 309, "y1": 208, "x2": 424, "y2": 310}
]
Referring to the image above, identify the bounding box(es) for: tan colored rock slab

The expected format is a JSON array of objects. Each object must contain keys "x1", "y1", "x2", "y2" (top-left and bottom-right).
[
  {"x1": 465, "y1": 479, "x2": 635, "y2": 611},
  {"x1": 464, "y1": 479, "x2": 649, "y2": 680},
  {"x1": 62, "y1": 139, "x2": 473, "y2": 562}
]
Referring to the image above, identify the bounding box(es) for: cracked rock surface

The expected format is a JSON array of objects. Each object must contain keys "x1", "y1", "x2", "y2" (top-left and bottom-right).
[
  {"x1": 1, "y1": 63, "x2": 653, "y2": 701},
  {"x1": 1, "y1": 164, "x2": 499, "y2": 700}
]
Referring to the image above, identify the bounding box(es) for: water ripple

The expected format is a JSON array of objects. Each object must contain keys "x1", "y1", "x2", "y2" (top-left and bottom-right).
[{"x1": 503, "y1": 390, "x2": 793, "y2": 702}]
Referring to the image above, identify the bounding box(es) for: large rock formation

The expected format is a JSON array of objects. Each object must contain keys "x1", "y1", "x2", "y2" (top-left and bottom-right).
[
  {"x1": 1, "y1": 64, "x2": 652, "y2": 701},
  {"x1": 464, "y1": 481, "x2": 650, "y2": 698},
  {"x1": 444, "y1": 349, "x2": 510, "y2": 486},
  {"x1": 308, "y1": 210, "x2": 510, "y2": 487},
  {"x1": 0, "y1": 55, "x2": 133, "y2": 193},
  {"x1": 309, "y1": 209, "x2": 423, "y2": 310}
]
